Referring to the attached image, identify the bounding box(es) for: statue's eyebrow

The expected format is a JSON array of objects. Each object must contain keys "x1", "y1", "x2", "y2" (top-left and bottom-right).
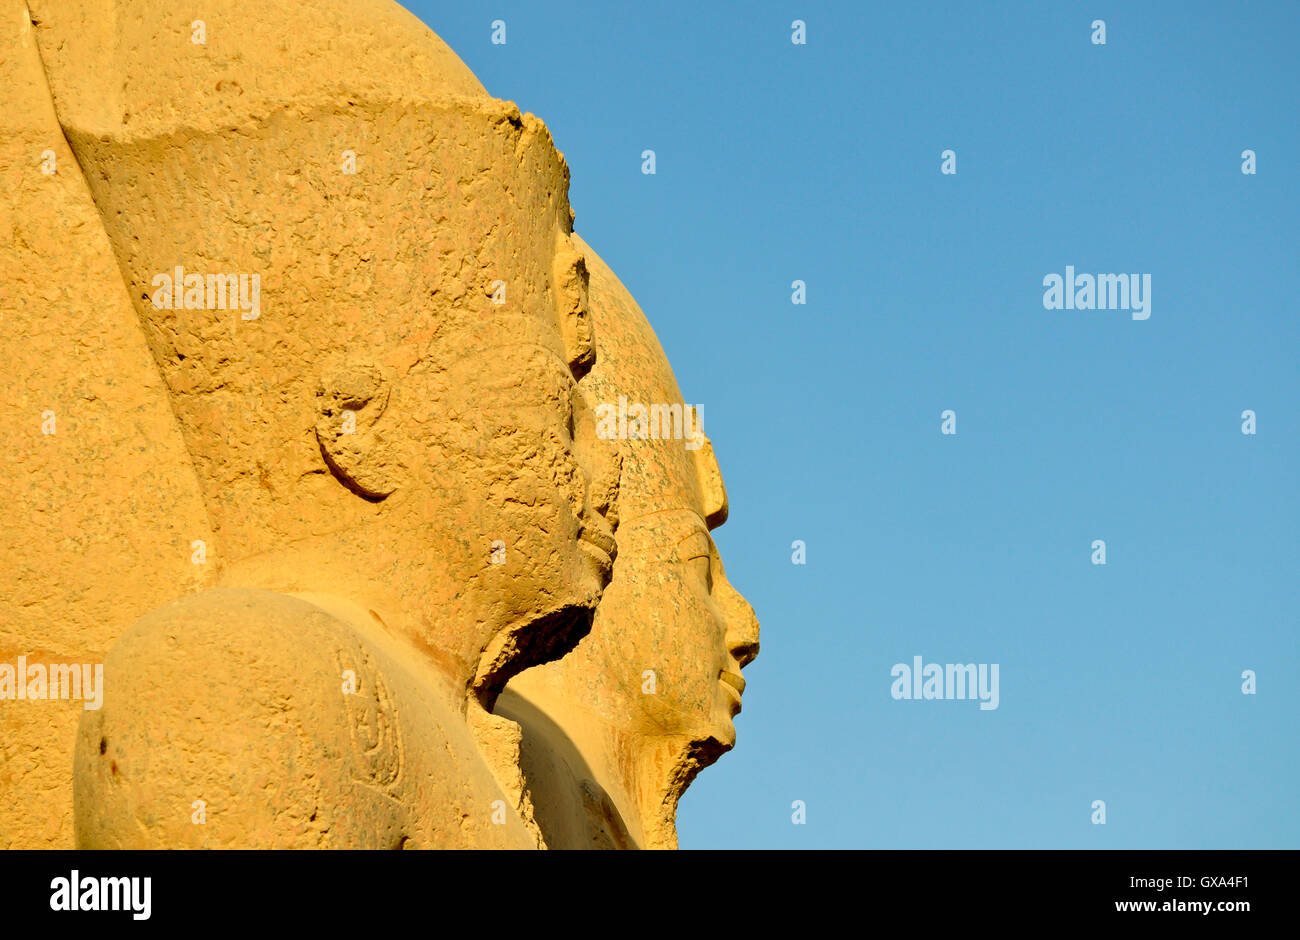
[
  {"x1": 618, "y1": 510, "x2": 714, "y2": 559},
  {"x1": 674, "y1": 527, "x2": 715, "y2": 559},
  {"x1": 617, "y1": 507, "x2": 708, "y2": 531}
]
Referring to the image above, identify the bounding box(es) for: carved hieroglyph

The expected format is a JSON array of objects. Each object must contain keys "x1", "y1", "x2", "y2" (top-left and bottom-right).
[{"x1": 0, "y1": 0, "x2": 756, "y2": 849}]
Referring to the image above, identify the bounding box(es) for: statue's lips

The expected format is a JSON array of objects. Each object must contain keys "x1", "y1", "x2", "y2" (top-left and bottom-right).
[{"x1": 719, "y1": 669, "x2": 745, "y2": 697}]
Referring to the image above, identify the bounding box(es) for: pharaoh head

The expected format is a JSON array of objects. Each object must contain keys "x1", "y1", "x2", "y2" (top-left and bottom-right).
[
  {"x1": 38, "y1": 0, "x2": 619, "y2": 704},
  {"x1": 501, "y1": 236, "x2": 760, "y2": 847}
]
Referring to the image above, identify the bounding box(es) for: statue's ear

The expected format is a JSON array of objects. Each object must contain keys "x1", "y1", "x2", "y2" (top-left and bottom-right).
[
  {"x1": 314, "y1": 362, "x2": 399, "y2": 500},
  {"x1": 553, "y1": 233, "x2": 595, "y2": 379}
]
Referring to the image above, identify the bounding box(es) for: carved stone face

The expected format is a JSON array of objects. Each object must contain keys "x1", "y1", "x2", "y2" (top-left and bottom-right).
[
  {"x1": 507, "y1": 236, "x2": 759, "y2": 754},
  {"x1": 595, "y1": 509, "x2": 759, "y2": 748},
  {"x1": 57, "y1": 95, "x2": 620, "y2": 695},
  {"x1": 418, "y1": 341, "x2": 621, "y2": 700}
]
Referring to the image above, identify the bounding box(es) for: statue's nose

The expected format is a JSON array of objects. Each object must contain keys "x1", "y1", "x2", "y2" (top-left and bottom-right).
[{"x1": 722, "y1": 585, "x2": 760, "y2": 669}]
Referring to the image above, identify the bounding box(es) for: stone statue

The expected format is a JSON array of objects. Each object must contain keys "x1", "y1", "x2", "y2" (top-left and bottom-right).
[
  {"x1": 498, "y1": 237, "x2": 760, "y2": 849},
  {"x1": 0, "y1": 0, "x2": 756, "y2": 849}
]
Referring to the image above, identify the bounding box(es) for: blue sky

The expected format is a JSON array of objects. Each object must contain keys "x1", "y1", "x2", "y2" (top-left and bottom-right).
[{"x1": 411, "y1": 0, "x2": 1299, "y2": 848}]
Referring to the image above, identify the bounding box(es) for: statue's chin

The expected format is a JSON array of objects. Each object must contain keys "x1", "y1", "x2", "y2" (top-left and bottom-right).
[
  {"x1": 642, "y1": 694, "x2": 739, "y2": 754},
  {"x1": 683, "y1": 702, "x2": 738, "y2": 754},
  {"x1": 708, "y1": 718, "x2": 738, "y2": 752}
]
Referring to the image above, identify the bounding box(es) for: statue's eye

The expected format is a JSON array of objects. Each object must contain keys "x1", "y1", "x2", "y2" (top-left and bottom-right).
[
  {"x1": 688, "y1": 555, "x2": 713, "y2": 593},
  {"x1": 676, "y1": 532, "x2": 714, "y2": 593}
]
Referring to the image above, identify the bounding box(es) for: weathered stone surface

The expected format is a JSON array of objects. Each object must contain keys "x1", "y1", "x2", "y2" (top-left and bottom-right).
[
  {"x1": 0, "y1": 1, "x2": 213, "y2": 848},
  {"x1": 0, "y1": 0, "x2": 756, "y2": 849}
]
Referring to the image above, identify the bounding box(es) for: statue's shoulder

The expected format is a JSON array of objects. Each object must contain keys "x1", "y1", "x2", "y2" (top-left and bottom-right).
[
  {"x1": 112, "y1": 586, "x2": 369, "y2": 661},
  {"x1": 77, "y1": 589, "x2": 534, "y2": 848}
]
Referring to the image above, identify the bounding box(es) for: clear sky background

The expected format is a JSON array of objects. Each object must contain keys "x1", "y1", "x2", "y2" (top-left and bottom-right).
[{"x1": 410, "y1": 0, "x2": 1298, "y2": 848}]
